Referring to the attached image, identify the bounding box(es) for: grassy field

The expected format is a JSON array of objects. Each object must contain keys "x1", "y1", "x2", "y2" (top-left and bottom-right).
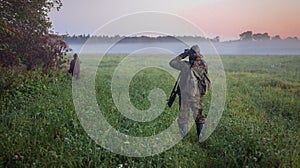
[{"x1": 0, "y1": 54, "x2": 299, "y2": 167}]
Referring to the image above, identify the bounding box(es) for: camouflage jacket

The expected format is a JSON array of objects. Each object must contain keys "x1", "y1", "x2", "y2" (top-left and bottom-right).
[{"x1": 169, "y1": 55, "x2": 207, "y2": 98}]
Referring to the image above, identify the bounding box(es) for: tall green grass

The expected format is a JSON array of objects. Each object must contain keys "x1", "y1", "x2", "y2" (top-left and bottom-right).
[{"x1": 0, "y1": 55, "x2": 299, "y2": 167}]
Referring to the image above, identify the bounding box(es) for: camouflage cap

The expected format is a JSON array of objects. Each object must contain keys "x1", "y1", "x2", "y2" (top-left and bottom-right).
[{"x1": 190, "y1": 45, "x2": 200, "y2": 55}]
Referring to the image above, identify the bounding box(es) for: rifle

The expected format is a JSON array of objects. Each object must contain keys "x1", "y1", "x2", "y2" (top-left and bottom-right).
[{"x1": 167, "y1": 74, "x2": 180, "y2": 107}]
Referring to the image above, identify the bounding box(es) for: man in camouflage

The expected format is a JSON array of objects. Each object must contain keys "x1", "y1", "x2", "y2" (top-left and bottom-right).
[
  {"x1": 68, "y1": 53, "x2": 80, "y2": 79},
  {"x1": 169, "y1": 45, "x2": 209, "y2": 139}
]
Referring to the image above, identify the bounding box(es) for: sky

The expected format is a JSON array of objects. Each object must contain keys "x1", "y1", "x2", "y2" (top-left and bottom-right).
[{"x1": 49, "y1": 0, "x2": 300, "y2": 41}]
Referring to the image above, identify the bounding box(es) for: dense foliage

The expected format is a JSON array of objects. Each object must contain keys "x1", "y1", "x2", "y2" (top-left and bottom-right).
[{"x1": 0, "y1": 0, "x2": 69, "y2": 72}]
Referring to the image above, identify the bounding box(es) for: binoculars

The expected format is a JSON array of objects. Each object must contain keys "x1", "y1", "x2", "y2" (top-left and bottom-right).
[{"x1": 184, "y1": 49, "x2": 190, "y2": 54}]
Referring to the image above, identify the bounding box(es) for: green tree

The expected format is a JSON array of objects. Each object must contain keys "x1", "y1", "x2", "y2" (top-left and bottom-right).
[
  {"x1": 0, "y1": 0, "x2": 68, "y2": 72},
  {"x1": 239, "y1": 31, "x2": 253, "y2": 41},
  {"x1": 0, "y1": 18, "x2": 15, "y2": 67},
  {"x1": 253, "y1": 33, "x2": 270, "y2": 41}
]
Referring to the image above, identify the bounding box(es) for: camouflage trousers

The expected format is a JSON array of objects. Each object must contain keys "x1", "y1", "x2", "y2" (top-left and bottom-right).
[{"x1": 178, "y1": 94, "x2": 205, "y2": 125}]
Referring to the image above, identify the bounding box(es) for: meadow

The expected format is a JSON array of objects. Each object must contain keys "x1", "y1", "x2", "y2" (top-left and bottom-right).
[{"x1": 0, "y1": 54, "x2": 299, "y2": 167}]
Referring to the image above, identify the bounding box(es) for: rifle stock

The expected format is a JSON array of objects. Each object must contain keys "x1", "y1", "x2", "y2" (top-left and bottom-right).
[
  {"x1": 167, "y1": 74, "x2": 180, "y2": 107},
  {"x1": 167, "y1": 90, "x2": 177, "y2": 107}
]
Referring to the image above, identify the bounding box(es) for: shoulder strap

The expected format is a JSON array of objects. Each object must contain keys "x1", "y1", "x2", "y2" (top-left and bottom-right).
[{"x1": 191, "y1": 68, "x2": 202, "y2": 81}]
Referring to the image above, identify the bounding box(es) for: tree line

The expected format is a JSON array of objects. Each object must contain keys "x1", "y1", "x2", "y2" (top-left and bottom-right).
[
  {"x1": 0, "y1": 0, "x2": 69, "y2": 73},
  {"x1": 66, "y1": 31, "x2": 298, "y2": 44},
  {"x1": 65, "y1": 35, "x2": 220, "y2": 44},
  {"x1": 239, "y1": 31, "x2": 298, "y2": 41}
]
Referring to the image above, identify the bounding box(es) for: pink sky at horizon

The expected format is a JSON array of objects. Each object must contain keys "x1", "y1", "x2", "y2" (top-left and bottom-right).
[
  {"x1": 180, "y1": 0, "x2": 300, "y2": 40},
  {"x1": 49, "y1": 0, "x2": 300, "y2": 41}
]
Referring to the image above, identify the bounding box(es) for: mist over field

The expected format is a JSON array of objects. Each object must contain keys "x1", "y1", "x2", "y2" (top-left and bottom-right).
[
  {"x1": 68, "y1": 39, "x2": 300, "y2": 55},
  {"x1": 2, "y1": 0, "x2": 300, "y2": 166}
]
